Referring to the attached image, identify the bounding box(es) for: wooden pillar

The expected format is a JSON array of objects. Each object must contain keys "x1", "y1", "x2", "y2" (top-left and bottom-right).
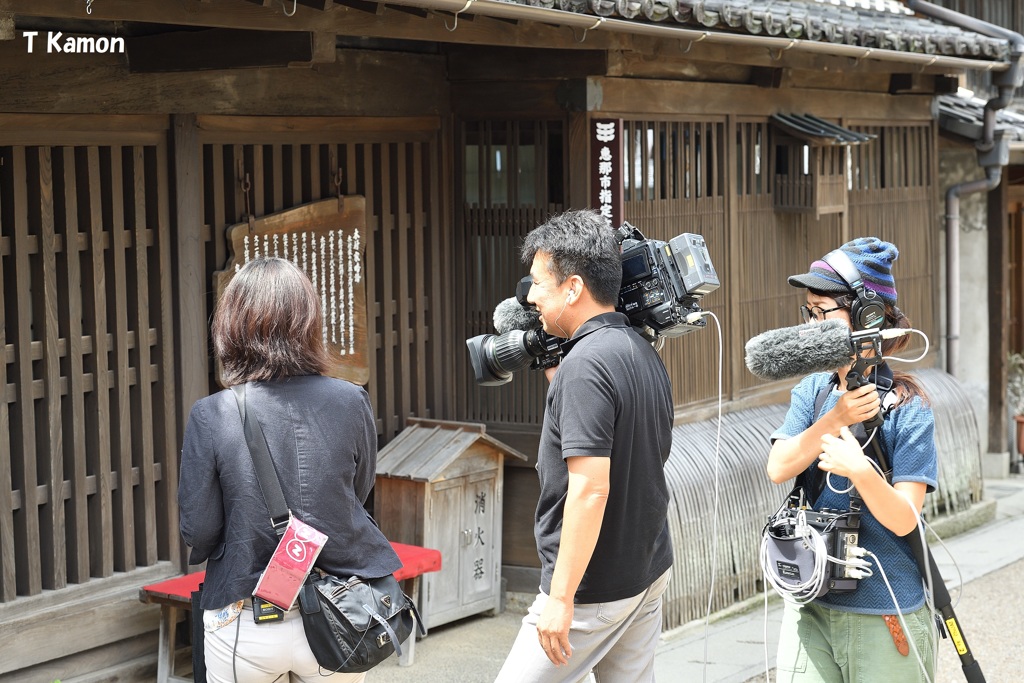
[
  {"x1": 988, "y1": 177, "x2": 1010, "y2": 452},
  {"x1": 567, "y1": 109, "x2": 590, "y2": 210},
  {"x1": 171, "y1": 113, "x2": 206, "y2": 570}
]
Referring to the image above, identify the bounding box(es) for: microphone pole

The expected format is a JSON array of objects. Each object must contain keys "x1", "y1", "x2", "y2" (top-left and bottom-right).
[{"x1": 844, "y1": 350, "x2": 986, "y2": 683}]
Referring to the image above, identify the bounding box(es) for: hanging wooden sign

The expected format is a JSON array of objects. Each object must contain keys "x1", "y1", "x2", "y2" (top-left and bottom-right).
[
  {"x1": 213, "y1": 196, "x2": 370, "y2": 386},
  {"x1": 591, "y1": 118, "x2": 623, "y2": 227}
]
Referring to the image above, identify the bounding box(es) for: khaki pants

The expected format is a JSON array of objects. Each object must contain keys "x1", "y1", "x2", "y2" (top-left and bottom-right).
[
  {"x1": 494, "y1": 569, "x2": 671, "y2": 683},
  {"x1": 776, "y1": 600, "x2": 937, "y2": 683},
  {"x1": 204, "y1": 602, "x2": 366, "y2": 683}
]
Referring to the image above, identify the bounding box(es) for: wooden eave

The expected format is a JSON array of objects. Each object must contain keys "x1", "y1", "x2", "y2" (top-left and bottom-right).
[{"x1": 0, "y1": 0, "x2": 1009, "y2": 76}]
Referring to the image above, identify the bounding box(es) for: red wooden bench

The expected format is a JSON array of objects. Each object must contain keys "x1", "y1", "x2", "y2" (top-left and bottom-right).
[{"x1": 140, "y1": 541, "x2": 442, "y2": 683}]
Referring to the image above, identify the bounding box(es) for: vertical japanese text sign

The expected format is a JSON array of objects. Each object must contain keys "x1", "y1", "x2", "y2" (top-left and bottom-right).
[
  {"x1": 591, "y1": 118, "x2": 623, "y2": 228},
  {"x1": 213, "y1": 197, "x2": 370, "y2": 387}
]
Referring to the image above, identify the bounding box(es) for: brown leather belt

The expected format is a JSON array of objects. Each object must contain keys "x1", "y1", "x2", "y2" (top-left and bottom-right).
[{"x1": 883, "y1": 614, "x2": 909, "y2": 656}]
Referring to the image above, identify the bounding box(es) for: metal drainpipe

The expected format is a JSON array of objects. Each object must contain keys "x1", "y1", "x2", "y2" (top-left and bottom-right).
[{"x1": 907, "y1": 0, "x2": 1024, "y2": 377}]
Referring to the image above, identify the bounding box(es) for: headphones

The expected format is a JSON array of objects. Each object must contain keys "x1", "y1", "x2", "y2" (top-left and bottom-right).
[{"x1": 821, "y1": 249, "x2": 887, "y2": 331}]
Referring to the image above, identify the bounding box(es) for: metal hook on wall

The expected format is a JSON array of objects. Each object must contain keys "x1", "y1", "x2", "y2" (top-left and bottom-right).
[
  {"x1": 334, "y1": 168, "x2": 345, "y2": 212},
  {"x1": 280, "y1": 0, "x2": 298, "y2": 17},
  {"x1": 572, "y1": 17, "x2": 603, "y2": 44},
  {"x1": 679, "y1": 31, "x2": 709, "y2": 54},
  {"x1": 851, "y1": 47, "x2": 873, "y2": 67},
  {"x1": 238, "y1": 159, "x2": 255, "y2": 229},
  {"x1": 767, "y1": 39, "x2": 796, "y2": 62},
  {"x1": 444, "y1": 0, "x2": 474, "y2": 32}
]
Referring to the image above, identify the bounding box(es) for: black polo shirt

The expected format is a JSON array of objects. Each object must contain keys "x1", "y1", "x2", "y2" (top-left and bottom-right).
[{"x1": 535, "y1": 312, "x2": 674, "y2": 603}]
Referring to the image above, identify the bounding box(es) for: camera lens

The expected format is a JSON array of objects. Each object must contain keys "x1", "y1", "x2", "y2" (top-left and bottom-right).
[
  {"x1": 466, "y1": 331, "x2": 535, "y2": 386},
  {"x1": 486, "y1": 331, "x2": 534, "y2": 375}
]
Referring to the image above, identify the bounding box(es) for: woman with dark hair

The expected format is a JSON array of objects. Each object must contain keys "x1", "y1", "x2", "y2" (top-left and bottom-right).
[
  {"x1": 766, "y1": 237, "x2": 938, "y2": 682},
  {"x1": 178, "y1": 257, "x2": 401, "y2": 682}
]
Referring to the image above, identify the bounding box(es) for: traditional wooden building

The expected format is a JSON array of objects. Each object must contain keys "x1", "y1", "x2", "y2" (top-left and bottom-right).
[{"x1": 0, "y1": 0, "x2": 1017, "y2": 679}]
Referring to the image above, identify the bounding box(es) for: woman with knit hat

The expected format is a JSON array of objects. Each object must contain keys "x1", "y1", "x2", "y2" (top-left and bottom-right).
[{"x1": 766, "y1": 237, "x2": 938, "y2": 682}]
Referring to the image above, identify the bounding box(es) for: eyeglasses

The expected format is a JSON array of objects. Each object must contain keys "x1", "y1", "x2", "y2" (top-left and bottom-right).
[{"x1": 800, "y1": 304, "x2": 847, "y2": 323}]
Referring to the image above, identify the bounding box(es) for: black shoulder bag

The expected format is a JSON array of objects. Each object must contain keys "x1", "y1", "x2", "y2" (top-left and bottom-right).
[{"x1": 231, "y1": 383, "x2": 422, "y2": 674}]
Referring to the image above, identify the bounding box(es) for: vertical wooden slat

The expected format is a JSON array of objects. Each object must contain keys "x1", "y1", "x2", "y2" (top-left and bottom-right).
[
  {"x1": 452, "y1": 123, "x2": 468, "y2": 422},
  {"x1": 108, "y1": 147, "x2": 136, "y2": 572},
  {"x1": 252, "y1": 144, "x2": 265, "y2": 219},
  {"x1": 229, "y1": 146, "x2": 247, "y2": 256},
  {"x1": 722, "y1": 119, "x2": 738, "y2": 399},
  {"x1": 411, "y1": 142, "x2": 428, "y2": 417},
  {"x1": 379, "y1": 144, "x2": 397, "y2": 438},
  {"x1": 38, "y1": 147, "x2": 66, "y2": 590},
  {"x1": 395, "y1": 143, "x2": 412, "y2": 426},
  {"x1": 85, "y1": 146, "x2": 114, "y2": 578},
  {"x1": 271, "y1": 144, "x2": 284, "y2": 213},
  {"x1": 361, "y1": 144, "x2": 380, "y2": 434},
  {"x1": 11, "y1": 146, "x2": 43, "y2": 596},
  {"x1": 291, "y1": 145, "x2": 303, "y2": 209},
  {"x1": 434, "y1": 129, "x2": 451, "y2": 420},
  {"x1": 0, "y1": 147, "x2": 17, "y2": 601},
  {"x1": 153, "y1": 139, "x2": 180, "y2": 564},
  {"x1": 130, "y1": 146, "x2": 157, "y2": 566},
  {"x1": 210, "y1": 143, "x2": 226, "y2": 258},
  {"x1": 61, "y1": 147, "x2": 90, "y2": 584},
  {"x1": 309, "y1": 144, "x2": 322, "y2": 202}
]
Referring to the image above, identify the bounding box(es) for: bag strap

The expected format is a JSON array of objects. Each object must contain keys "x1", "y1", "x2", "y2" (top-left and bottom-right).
[
  {"x1": 799, "y1": 364, "x2": 897, "y2": 505},
  {"x1": 231, "y1": 383, "x2": 291, "y2": 537}
]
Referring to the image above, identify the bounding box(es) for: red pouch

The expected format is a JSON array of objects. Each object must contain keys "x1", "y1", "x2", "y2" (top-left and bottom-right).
[{"x1": 253, "y1": 517, "x2": 328, "y2": 610}]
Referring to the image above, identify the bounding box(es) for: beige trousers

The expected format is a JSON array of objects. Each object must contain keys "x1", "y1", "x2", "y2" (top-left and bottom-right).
[
  {"x1": 204, "y1": 602, "x2": 366, "y2": 683},
  {"x1": 494, "y1": 569, "x2": 671, "y2": 683}
]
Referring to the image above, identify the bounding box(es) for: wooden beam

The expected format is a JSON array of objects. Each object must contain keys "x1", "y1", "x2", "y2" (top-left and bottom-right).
[
  {"x1": 125, "y1": 28, "x2": 313, "y2": 72},
  {"x1": 450, "y1": 80, "x2": 566, "y2": 118},
  {"x1": 445, "y1": 45, "x2": 606, "y2": 81},
  {"x1": 0, "y1": 12, "x2": 13, "y2": 40},
  {"x1": 311, "y1": 31, "x2": 336, "y2": 63},
  {"x1": 0, "y1": 46, "x2": 447, "y2": 116},
  {"x1": 584, "y1": 77, "x2": 935, "y2": 121},
  {"x1": 194, "y1": 114, "x2": 439, "y2": 134}
]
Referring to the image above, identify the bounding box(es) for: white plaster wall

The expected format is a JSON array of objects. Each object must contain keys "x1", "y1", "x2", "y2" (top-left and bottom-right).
[{"x1": 938, "y1": 143, "x2": 990, "y2": 456}]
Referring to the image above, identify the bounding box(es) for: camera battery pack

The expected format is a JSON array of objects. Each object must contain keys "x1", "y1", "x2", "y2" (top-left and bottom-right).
[
  {"x1": 252, "y1": 597, "x2": 285, "y2": 624},
  {"x1": 253, "y1": 516, "x2": 328, "y2": 610}
]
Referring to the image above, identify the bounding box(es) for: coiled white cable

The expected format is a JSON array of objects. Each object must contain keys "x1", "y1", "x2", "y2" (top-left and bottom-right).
[{"x1": 759, "y1": 510, "x2": 832, "y2": 604}]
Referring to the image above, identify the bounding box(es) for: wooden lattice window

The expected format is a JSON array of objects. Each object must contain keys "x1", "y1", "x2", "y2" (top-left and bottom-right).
[
  {"x1": 455, "y1": 118, "x2": 566, "y2": 428},
  {"x1": 623, "y1": 119, "x2": 725, "y2": 202},
  {"x1": 0, "y1": 136, "x2": 177, "y2": 603}
]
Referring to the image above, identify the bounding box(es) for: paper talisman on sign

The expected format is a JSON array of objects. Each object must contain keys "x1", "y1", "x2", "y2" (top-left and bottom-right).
[{"x1": 213, "y1": 197, "x2": 370, "y2": 386}]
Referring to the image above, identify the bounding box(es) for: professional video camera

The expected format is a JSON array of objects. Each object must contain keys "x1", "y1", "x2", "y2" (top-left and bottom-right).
[
  {"x1": 465, "y1": 223, "x2": 720, "y2": 386},
  {"x1": 615, "y1": 223, "x2": 720, "y2": 340}
]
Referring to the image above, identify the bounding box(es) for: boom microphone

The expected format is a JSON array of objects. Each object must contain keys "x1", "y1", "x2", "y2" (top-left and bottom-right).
[
  {"x1": 744, "y1": 319, "x2": 856, "y2": 381},
  {"x1": 494, "y1": 297, "x2": 541, "y2": 334}
]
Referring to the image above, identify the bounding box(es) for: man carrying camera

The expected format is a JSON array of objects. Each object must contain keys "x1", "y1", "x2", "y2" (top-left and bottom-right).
[{"x1": 495, "y1": 209, "x2": 674, "y2": 683}]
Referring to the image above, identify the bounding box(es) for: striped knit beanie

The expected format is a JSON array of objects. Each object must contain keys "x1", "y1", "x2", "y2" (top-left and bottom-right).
[{"x1": 787, "y1": 237, "x2": 899, "y2": 305}]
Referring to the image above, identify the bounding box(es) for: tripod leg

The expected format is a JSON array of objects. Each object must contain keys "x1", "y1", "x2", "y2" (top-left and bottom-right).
[{"x1": 904, "y1": 530, "x2": 986, "y2": 683}]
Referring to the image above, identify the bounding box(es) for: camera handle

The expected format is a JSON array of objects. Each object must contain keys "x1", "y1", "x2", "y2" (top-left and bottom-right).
[{"x1": 846, "y1": 336, "x2": 986, "y2": 683}]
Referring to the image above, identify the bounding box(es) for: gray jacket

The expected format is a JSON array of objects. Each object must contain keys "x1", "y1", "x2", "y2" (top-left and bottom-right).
[{"x1": 178, "y1": 374, "x2": 401, "y2": 610}]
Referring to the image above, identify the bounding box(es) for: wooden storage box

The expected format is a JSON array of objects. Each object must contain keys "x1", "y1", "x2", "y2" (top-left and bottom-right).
[{"x1": 375, "y1": 418, "x2": 527, "y2": 629}]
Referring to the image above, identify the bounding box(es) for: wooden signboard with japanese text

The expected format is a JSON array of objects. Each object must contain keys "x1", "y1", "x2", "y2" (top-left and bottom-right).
[
  {"x1": 213, "y1": 196, "x2": 369, "y2": 386},
  {"x1": 591, "y1": 118, "x2": 623, "y2": 228}
]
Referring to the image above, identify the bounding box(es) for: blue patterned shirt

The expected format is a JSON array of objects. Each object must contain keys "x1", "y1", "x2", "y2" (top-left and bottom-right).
[{"x1": 770, "y1": 372, "x2": 938, "y2": 615}]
